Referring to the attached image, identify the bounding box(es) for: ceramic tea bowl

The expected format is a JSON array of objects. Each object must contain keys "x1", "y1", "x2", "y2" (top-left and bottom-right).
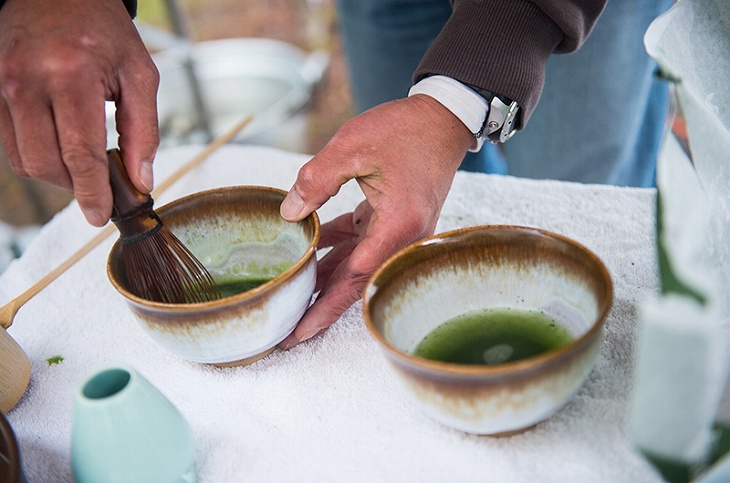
[
  {"x1": 363, "y1": 225, "x2": 613, "y2": 435},
  {"x1": 0, "y1": 411, "x2": 25, "y2": 483},
  {"x1": 107, "y1": 186, "x2": 319, "y2": 366}
]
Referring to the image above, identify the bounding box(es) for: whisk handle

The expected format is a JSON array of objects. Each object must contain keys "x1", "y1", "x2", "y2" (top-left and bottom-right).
[{"x1": 107, "y1": 148, "x2": 152, "y2": 217}]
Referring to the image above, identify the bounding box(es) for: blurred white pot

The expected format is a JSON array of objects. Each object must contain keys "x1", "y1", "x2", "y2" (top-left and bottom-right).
[{"x1": 107, "y1": 38, "x2": 328, "y2": 153}]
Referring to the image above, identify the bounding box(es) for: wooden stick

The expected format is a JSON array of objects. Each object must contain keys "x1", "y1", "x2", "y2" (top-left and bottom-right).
[{"x1": 152, "y1": 117, "x2": 252, "y2": 197}]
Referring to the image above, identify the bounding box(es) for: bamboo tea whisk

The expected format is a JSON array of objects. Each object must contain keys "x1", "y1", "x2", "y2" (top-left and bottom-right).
[{"x1": 107, "y1": 148, "x2": 221, "y2": 304}]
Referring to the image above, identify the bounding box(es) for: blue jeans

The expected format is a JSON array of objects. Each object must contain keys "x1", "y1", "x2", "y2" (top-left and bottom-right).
[{"x1": 335, "y1": 0, "x2": 673, "y2": 187}]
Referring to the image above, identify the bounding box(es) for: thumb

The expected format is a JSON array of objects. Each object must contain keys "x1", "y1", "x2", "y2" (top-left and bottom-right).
[{"x1": 281, "y1": 152, "x2": 352, "y2": 222}]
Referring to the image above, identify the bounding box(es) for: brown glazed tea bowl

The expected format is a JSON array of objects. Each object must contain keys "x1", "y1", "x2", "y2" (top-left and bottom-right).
[
  {"x1": 108, "y1": 186, "x2": 319, "y2": 366},
  {"x1": 0, "y1": 411, "x2": 25, "y2": 483},
  {"x1": 363, "y1": 225, "x2": 613, "y2": 435}
]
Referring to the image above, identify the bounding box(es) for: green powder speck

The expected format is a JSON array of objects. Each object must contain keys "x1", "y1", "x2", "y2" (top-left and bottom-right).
[{"x1": 45, "y1": 355, "x2": 64, "y2": 366}]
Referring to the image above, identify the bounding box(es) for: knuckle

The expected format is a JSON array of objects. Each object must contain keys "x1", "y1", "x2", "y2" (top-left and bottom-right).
[
  {"x1": 61, "y1": 145, "x2": 105, "y2": 181},
  {"x1": 128, "y1": 55, "x2": 160, "y2": 90},
  {"x1": 0, "y1": 54, "x2": 25, "y2": 98},
  {"x1": 297, "y1": 162, "x2": 336, "y2": 199},
  {"x1": 22, "y1": 160, "x2": 58, "y2": 181},
  {"x1": 40, "y1": 46, "x2": 91, "y2": 80},
  {"x1": 296, "y1": 159, "x2": 345, "y2": 200},
  {"x1": 296, "y1": 163, "x2": 320, "y2": 192}
]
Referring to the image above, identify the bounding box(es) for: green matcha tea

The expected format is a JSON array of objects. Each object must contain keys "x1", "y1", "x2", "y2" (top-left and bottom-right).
[
  {"x1": 413, "y1": 308, "x2": 574, "y2": 365},
  {"x1": 216, "y1": 277, "x2": 273, "y2": 298}
]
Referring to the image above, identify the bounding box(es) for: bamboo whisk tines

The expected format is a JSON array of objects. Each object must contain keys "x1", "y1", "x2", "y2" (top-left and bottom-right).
[{"x1": 108, "y1": 148, "x2": 221, "y2": 304}]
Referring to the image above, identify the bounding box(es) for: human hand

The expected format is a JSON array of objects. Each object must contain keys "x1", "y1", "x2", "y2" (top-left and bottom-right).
[
  {"x1": 278, "y1": 94, "x2": 474, "y2": 349},
  {"x1": 0, "y1": 0, "x2": 159, "y2": 226}
]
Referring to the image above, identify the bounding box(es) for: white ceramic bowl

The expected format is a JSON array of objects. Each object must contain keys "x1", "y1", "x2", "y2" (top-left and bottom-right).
[
  {"x1": 107, "y1": 186, "x2": 319, "y2": 366},
  {"x1": 363, "y1": 225, "x2": 613, "y2": 435}
]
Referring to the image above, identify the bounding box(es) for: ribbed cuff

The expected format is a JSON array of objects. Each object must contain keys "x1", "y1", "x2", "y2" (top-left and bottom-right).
[{"x1": 414, "y1": 0, "x2": 563, "y2": 128}]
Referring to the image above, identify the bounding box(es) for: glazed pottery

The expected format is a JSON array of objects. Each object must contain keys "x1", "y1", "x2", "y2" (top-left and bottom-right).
[
  {"x1": 107, "y1": 186, "x2": 320, "y2": 366},
  {"x1": 0, "y1": 411, "x2": 25, "y2": 483},
  {"x1": 363, "y1": 225, "x2": 613, "y2": 435},
  {"x1": 71, "y1": 366, "x2": 195, "y2": 483}
]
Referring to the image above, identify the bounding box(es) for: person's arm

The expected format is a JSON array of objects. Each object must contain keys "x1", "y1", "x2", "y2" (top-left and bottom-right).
[
  {"x1": 0, "y1": 0, "x2": 159, "y2": 227},
  {"x1": 279, "y1": 0, "x2": 607, "y2": 349},
  {"x1": 415, "y1": 0, "x2": 607, "y2": 129},
  {"x1": 0, "y1": 0, "x2": 139, "y2": 17}
]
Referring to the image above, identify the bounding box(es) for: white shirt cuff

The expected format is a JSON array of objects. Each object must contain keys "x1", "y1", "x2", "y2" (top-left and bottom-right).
[{"x1": 408, "y1": 75, "x2": 488, "y2": 152}]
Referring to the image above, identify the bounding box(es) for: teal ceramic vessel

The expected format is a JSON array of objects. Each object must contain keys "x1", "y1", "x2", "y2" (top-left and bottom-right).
[{"x1": 71, "y1": 366, "x2": 196, "y2": 483}]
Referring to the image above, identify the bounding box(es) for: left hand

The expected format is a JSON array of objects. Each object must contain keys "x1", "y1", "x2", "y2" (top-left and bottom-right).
[{"x1": 278, "y1": 94, "x2": 474, "y2": 349}]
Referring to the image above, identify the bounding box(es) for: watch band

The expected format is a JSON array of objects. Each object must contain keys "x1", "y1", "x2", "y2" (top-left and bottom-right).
[
  {"x1": 409, "y1": 75, "x2": 521, "y2": 146},
  {"x1": 122, "y1": 0, "x2": 138, "y2": 18},
  {"x1": 464, "y1": 83, "x2": 521, "y2": 143}
]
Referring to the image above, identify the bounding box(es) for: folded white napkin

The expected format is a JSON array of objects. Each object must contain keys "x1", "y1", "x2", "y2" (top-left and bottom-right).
[{"x1": 1, "y1": 145, "x2": 662, "y2": 482}]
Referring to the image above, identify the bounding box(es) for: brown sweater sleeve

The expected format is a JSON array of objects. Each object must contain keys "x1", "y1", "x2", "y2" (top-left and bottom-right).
[
  {"x1": 414, "y1": 0, "x2": 607, "y2": 128},
  {"x1": 0, "y1": 0, "x2": 137, "y2": 18}
]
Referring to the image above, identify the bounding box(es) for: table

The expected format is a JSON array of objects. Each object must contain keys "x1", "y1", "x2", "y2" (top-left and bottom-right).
[{"x1": 1, "y1": 145, "x2": 662, "y2": 482}]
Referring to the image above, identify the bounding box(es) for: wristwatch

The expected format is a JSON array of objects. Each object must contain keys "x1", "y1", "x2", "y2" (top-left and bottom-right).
[
  {"x1": 407, "y1": 75, "x2": 521, "y2": 148},
  {"x1": 466, "y1": 84, "x2": 521, "y2": 144}
]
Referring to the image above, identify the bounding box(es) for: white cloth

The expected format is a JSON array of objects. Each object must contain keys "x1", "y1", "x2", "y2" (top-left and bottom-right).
[{"x1": 1, "y1": 145, "x2": 662, "y2": 482}]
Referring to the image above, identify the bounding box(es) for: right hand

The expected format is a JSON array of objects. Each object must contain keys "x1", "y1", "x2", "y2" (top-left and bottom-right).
[{"x1": 0, "y1": 0, "x2": 160, "y2": 226}]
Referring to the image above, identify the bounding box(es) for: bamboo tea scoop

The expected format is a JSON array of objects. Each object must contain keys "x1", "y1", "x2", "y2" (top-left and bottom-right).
[{"x1": 0, "y1": 116, "x2": 252, "y2": 412}]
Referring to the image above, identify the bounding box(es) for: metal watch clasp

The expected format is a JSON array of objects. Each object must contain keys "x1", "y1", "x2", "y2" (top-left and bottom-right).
[{"x1": 485, "y1": 97, "x2": 520, "y2": 144}]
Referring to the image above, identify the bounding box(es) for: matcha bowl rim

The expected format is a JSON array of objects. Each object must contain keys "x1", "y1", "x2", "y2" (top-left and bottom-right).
[
  {"x1": 362, "y1": 224, "x2": 614, "y2": 435},
  {"x1": 363, "y1": 224, "x2": 613, "y2": 375},
  {"x1": 107, "y1": 185, "x2": 320, "y2": 309}
]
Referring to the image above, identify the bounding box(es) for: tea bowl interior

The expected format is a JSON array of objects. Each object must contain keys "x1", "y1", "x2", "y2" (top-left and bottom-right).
[
  {"x1": 363, "y1": 225, "x2": 613, "y2": 435},
  {"x1": 107, "y1": 185, "x2": 319, "y2": 366}
]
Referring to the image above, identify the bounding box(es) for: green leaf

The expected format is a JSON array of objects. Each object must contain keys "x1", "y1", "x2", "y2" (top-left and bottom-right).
[{"x1": 656, "y1": 192, "x2": 707, "y2": 306}]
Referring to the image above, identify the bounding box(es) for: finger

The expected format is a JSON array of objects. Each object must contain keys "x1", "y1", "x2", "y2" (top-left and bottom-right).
[
  {"x1": 351, "y1": 201, "x2": 374, "y2": 237},
  {"x1": 280, "y1": 146, "x2": 357, "y2": 222},
  {"x1": 318, "y1": 212, "x2": 356, "y2": 248},
  {"x1": 313, "y1": 201, "x2": 373, "y2": 249},
  {"x1": 278, "y1": 250, "x2": 367, "y2": 350},
  {"x1": 6, "y1": 93, "x2": 74, "y2": 192},
  {"x1": 316, "y1": 201, "x2": 373, "y2": 281},
  {"x1": 278, "y1": 224, "x2": 391, "y2": 349},
  {"x1": 51, "y1": 76, "x2": 112, "y2": 226},
  {"x1": 0, "y1": 98, "x2": 23, "y2": 176},
  {"x1": 114, "y1": 56, "x2": 160, "y2": 194},
  {"x1": 315, "y1": 237, "x2": 357, "y2": 292}
]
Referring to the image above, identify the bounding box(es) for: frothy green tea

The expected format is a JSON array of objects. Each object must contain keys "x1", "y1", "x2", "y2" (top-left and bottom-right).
[
  {"x1": 217, "y1": 277, "x2": 273, "y2": 298},
  {"x1": 413, "y1": 308, "x2": 574, "y2": 365}
]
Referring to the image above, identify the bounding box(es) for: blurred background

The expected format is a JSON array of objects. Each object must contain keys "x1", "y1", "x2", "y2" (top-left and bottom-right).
[
  {"x1": 0, "y1": 0, "x2": 690, "y2": 274},
  {"x1": 0, "y1": 0, "x2": 352, "y2": 271}
]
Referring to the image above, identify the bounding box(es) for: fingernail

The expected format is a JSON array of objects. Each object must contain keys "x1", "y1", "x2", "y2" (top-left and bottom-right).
[
  {"x1": 299, "y1": 326, "x2": 325, "y2": 343},
  {"x1": 280, "y1": 189, "x2": 304, "y2": 220},
  {"x1": 278, "y1": 327, "x2": 324, "y2": 350},
  {"x1": 139, "y1": 160, "x2": 154, "y2": 192},
  {"x1": 84, "y1": 209, "x2": 106, "y2": 227},
  {"x1": 278, "y1": 335, "x2": 298, "y2": 351}
]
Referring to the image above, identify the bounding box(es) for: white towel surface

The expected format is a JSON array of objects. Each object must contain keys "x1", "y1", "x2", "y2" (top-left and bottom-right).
[{"x1": 2, "y1": 145, "x2": 662, "y2": 482}]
